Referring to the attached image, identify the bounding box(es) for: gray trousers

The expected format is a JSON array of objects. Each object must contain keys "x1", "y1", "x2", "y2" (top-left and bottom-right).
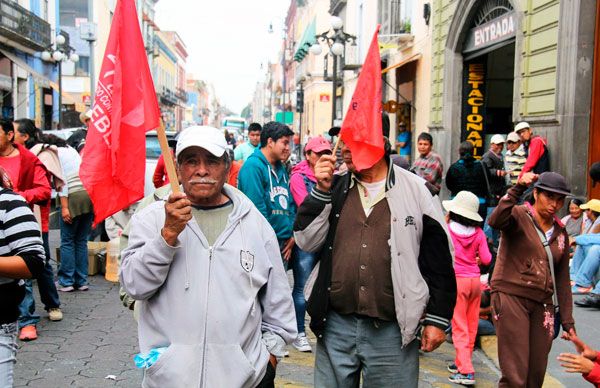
[{"x1": 315, "y1": 310, "x2": 419, "y2": 388}]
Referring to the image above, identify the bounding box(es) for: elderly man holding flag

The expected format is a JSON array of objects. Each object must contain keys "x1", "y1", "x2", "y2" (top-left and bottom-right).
[{"x1": 293, "y1": 26, "x2": 456, "y2": 387}]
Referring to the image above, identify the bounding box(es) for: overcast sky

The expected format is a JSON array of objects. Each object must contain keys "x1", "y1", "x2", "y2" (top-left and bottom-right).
[{"x1": 155, "y1": 1, "x2": 289, "y2": 114}]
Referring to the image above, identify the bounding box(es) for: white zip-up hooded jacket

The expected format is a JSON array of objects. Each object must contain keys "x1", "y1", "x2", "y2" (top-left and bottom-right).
[{"x1": 120, "y1": 184, "x2": 296, "y2": 388}]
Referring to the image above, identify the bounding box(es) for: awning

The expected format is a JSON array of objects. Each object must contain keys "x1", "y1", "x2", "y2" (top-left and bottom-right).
[
  {"x1": 0, "y1": 48, "x2": 78, "y2": 103},
  {"x1": 381, "y1": 53, "x2": 421, "y2": 74},
  {"x1": 0, "y1": 48, "x2": 54, "y2": 88},
  {"x1": 294, "y1": 19, "x2": 316, "y2": 62}
]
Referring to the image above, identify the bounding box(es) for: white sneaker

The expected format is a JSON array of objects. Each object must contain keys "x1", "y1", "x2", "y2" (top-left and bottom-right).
[{"x1": 292, "y1": 333, "x2": 312, "y2": 352}]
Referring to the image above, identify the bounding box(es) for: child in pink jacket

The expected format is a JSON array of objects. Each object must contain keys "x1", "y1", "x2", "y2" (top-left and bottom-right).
[{"x1": 443, "y1": 191, "x2": 492, "y2": 386}]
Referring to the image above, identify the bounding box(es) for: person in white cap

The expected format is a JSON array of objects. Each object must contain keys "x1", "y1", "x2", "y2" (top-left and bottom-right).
[
  {"x1": 514, "y1": 121, "x2": 550, "y2": 177},
  {"x1": 120, "y1": 126, "x2": 296, "y2": 388},
  {"x1": 504, "y1": 132, "x2": 526, "y2": 185},
  {"x1": 481, "y1": 134, "x2": 507, "y2": 248}
]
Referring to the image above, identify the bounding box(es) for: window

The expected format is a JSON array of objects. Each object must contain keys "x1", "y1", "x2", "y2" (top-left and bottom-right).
[
  {"x1": 75, "y1": 56, "x2": 89, "y2": 76},
  {"x1": 378, "y1": 0, "x2": 411, "y2": 38},
  {"x1": 59, "y1": 0, "x2": 88, "y2": 27}
]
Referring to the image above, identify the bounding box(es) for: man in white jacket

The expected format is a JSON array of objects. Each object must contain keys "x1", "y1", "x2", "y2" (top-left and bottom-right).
[{"x1": 120, "y1": 126, "x2": 296, "y2": 388}]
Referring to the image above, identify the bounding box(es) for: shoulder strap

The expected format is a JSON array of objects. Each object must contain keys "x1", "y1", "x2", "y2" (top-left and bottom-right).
[
  {"x1": 480, "y1": 161, "x2": 492, "y2": 199},
  {"x1": 528, "y1": 214, "x2": 559, "y2": 309}
]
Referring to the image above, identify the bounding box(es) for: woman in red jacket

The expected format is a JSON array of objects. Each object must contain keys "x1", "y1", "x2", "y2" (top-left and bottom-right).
[
  {"x1": 0, "y1": 119, "x2": 51, "y2": 341},
  {"x1": 559, "y1": 333, "x2": 599, "y2": 387}
]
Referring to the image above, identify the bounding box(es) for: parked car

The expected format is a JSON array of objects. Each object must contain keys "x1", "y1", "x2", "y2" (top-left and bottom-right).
[{"x1": 145, "y1": 130, "x2": 177, "y2": 196}]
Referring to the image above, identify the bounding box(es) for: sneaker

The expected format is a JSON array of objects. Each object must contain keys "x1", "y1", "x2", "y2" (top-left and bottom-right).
[
  {"x1": 292, "y1": 333, "x2": 312, "y2": 352},
  {"x1": 48, "y1": 308, "x2": 63, "y2": 321},
  {"x1": 447, "y1": 363, "x2": 458, "y2": 374},
  {"x1": 449, "y1": 372, "x2": 475, "y2": 385},
  {"x1": 58, "y1": 285, "x2": 74, "y2": 292},
  {"x1": 76, "y1": 285, "x2": 89, "y2": 291},
  {"x1": 571, "y1": 285, "x2": 593, "y2": 295},
  {"x1": 18, "y1": 325, "x2": 38, "y2": 341}
]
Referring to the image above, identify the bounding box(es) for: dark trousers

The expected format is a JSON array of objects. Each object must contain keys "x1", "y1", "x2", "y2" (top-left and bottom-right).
[
  {"x1": 18, "y1": 232, "x2": 61, "y2": 328},
  {"x1": 492, "y1": 292, "x2": 553, "y2": 387},
  {"x1": 255, "y1": 362, "x2": 275, "y2": 388}
]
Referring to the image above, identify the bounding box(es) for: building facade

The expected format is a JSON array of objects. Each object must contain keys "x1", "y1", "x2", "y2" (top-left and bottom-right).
[
  {"x1": 429, "y1": 0, "x2": 596, "y2": 197},
  {"x1": 0, "y1": 0, "x2": 54, "y2": 128}
]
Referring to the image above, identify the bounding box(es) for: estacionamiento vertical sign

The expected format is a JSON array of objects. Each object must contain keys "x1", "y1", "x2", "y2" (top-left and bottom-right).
[{"x1": 461, "y1": 61, "x2": 486, "y2": 158}]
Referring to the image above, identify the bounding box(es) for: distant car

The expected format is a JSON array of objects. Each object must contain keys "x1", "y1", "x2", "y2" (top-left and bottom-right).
[
  {"x1": 43, "y1": 128, "x2": 80, "y2": 141},
  {"x1": 145, "y1": 130, "x2": 177, "y2": 196}
]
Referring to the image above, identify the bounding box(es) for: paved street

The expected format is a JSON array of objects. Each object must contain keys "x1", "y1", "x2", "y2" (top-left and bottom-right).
[{"x1": 12, "y1": 230, "x2": 599, "y2": 387}]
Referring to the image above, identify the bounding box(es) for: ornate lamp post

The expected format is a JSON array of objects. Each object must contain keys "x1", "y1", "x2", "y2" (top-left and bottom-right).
[
  {"x1": 41, "y1": 32, "x2": 79, "y2": 129},
  {"x1": 309, "y1": 16, "x2": 356, "y2": 127}
]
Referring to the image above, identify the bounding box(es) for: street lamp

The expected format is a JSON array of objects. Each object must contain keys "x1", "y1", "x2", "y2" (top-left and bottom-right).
[
  {"x1": 41, "y1": 31, "x2": 79, "y2": 129},
  {"x1": 270, "y1": 24, "x2": 294, "y2": 125},
  {"x1": 309, "y1": 16, "x2": 357, "y2": 126}
]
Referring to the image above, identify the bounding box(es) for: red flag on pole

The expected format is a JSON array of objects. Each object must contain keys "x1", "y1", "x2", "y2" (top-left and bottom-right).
[
  {"x1": 339, "y1": 25, "x2": 384, "y2": 171},
  {"x1": 80, "y1": 0, "x2": 160, "y2": 225}
]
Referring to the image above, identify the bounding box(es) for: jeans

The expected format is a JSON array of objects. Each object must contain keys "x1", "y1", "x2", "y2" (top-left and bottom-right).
[
  {"x1": 291, "y1": 247, "x2": 316, "y2": 334},
  {"x1": 58, "y1": 212, "x2": 93, "y2": 287},
  {"x1": 574, "y1": 244, "x2": 600, "y2": 293},
  {"x1": 18, "y1": 232, "x2": 61, "y2": 328},
  {"x1": 315, "y1": 310, "x2": 419, "y2": 388},
  {"x1": 484, "y1": 206, "x2": 500, "y2": 249},
  {"x1": 277, "y1": 239, "x2": 291, "y2": 271},
  {"x1": 0, "y1": 323, "x2": 17, "y2": 388},
  {"x1": 478, "y1": 318, "x2": 496, "y2": 336}
]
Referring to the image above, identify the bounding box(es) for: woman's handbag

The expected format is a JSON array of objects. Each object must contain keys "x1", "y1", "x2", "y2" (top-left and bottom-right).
[{"x1": 530, "y1": 216, "x2": 561, "y2": 339}]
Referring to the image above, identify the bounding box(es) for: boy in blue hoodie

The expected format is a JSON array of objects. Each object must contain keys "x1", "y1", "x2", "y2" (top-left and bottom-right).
[{"x1": 238, "y1": 121, "x2": 296, "y2": 269}]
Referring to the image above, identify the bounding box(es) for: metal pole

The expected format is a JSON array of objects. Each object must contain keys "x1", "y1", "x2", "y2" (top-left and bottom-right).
[
  {"x1": 331, "y1": 52, "x2": 337, "y2": 127},
  {"x1": 282, "y1": 53, "x2": 286, "y2": 123},
  {"x1": 58, "y1": 60, "x2": 62, "y2": 129},
  {"x1": 88, "y1": 0, "x2": 95, "y2": 106}
]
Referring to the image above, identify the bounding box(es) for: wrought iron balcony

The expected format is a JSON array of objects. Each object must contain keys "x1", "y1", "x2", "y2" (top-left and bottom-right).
[
  {"x1": 175, "y1": 87, "x2": 188, "y2": 103},
  {"x1": 330, "y1": 0, "x2": 347, "y2": 15},
  {"x1": 0, "y1": 0, "x2": 51, "y2": 52},
  {"x1": 159, "y1": 86, "x2": 178, "y2": 106}
]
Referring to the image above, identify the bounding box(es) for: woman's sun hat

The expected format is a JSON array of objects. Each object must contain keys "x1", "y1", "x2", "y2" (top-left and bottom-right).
[{"x1": 442, "y1": 191, "x2": 483, "y2": 222}]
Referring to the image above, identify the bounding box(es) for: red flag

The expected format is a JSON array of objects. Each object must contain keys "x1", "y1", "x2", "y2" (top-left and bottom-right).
[
  {"x1": 80, "y1": 0, "x2": 160, "y2": 225},
  {"x1": 339, "y1": 25, "x2": 384, "y2": 171}
]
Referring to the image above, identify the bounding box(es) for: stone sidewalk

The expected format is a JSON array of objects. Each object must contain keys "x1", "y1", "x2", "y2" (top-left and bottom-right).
[{"x1": 14, "y1": 274, "x2": 503, "y2": 387}]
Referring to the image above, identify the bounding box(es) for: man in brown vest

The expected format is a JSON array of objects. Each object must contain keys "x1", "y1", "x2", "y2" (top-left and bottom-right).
[{"x1": 294, "y1": 140, "x2": 456, "y2": 387}]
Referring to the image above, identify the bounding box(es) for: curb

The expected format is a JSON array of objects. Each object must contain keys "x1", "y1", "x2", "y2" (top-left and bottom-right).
[{"x1": 480, "y1": 335, "x2": 564, "y2": 387}]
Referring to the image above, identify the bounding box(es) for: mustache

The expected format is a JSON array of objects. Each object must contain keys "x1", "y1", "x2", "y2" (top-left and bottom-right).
[{"x1": 188, "y1": 178, "x2": 218, "y2": 184}]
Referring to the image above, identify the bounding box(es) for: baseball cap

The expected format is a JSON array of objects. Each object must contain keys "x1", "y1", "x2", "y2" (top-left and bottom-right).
[
  {"x1": 305, "y1": 136, "x2": 332, "y2": 153},
  {"x1": 175, "y1": 126, "x2": 227, "y2": 159},
  {"x1": 490, "y1": 134, "x2": 505, "y2": 144},
  {"x1": 506, "y1": 132, "x2": 520, "y2": 143},
  {"x1": 442, "y1": 191, "x2": 483, "y2": 222},
  {"x1": 580, "y1": 199, "x2": 600, "y2": 213},
  {"x1": 533, "y1": 172, "x2": 571, "y2": 196},
  {"x1": 514, "y1": 122, "x2": 530, "y2": 133}
]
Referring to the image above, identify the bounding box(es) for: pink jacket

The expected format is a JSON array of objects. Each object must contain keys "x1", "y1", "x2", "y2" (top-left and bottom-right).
[
  {"x1": 448, "y1": 222, "x2": 492, "y2": 278},
  {"x1": 289, "y1": 160, "x2": 315, "y2": 206}
]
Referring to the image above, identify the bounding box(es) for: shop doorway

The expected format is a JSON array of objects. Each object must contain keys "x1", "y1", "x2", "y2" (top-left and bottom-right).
[{"x1": 460, "y1": 1, "x2": 516, "y2": 158}]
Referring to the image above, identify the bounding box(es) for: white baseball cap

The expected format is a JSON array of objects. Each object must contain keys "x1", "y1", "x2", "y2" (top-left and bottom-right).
[
  {"x1": 442, "y1": 191, "x2": 483, "y2": 222},
  {"x1": 175, "y1": 126, "x2": 227, "y2": 159},
  {"x1": 506, "y1": 132, "x2": 520, "y2": 142},
  {"x1": 514, "y1": 122, "x2": 530, "y2": 133},
  {"x1": 490, "y1": 134, "x2": 505, "y2": 144}
]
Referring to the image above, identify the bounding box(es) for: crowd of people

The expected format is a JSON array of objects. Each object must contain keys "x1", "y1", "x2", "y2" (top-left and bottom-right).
[{"x1": 1, "y1": 114, "x2": 599, "y2": 387}]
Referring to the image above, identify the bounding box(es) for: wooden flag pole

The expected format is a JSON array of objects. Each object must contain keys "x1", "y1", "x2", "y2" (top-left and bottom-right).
[
  {"x1": 332, "y1": 135, "x2": 342, "y2": 156},
  {"x1": 156, "y1": 119, "x2": 180, "y2": 194}
]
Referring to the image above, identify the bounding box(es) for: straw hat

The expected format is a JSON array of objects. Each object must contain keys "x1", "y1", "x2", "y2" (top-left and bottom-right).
[{"x1": 442, "y1": 191, "x2": 483, "y2": 222}]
